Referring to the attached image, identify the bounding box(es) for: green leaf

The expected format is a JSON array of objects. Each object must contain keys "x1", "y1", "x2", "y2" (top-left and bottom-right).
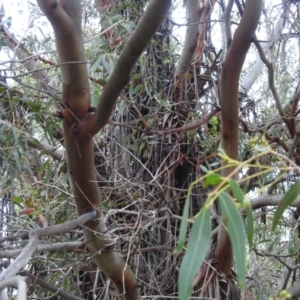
[
  {"x1": 218, "y1": 147, "x2": 226, "y2": 156},
  {"x1": 133, "y1": 84, "x2": 144, "y2": 95},
  {"x1": 229, "y1": 179, "x2": 244, "y2": 205},
  {"x1": 25, "y1": 100, "x2": 40, "y2": 112},
  {"x1": 95, "y1": 78, "x2": 107, "y2": 86},
  {"x1": 176, "y1": 195, "x2": 190, "y2": 253},
  {"x1": 210, "y1": 116, "x2": 218, "y2": 125},
  {"x1": 203, "y1": 173, "x2": 222, "y2": 188},
  {"x1": 258, "y1": 239, "x2": 272, "y2": 244},
  {"x1": 179, "y1": 208, "x2": 211, "y2": 300},
  {"x1": 91, "y1": 54, "x2": 103, "y2": 72},
  {"x1": 272, "y1": 181, "x2": 300, "y2": 231},
  {"x1": 12, "y1": 196, "x2": 24, "y2": 204},
  {"x1": 132, "y1": 73, "x2": 142, "y2": 80},
  {"x1": 219, "y1": 192, "x2": 246, "y2": 291},
  {"x1": 244, "y1": 203, "x2": 254, "y2": 248},
  {"x1": 121, "y1": 21, "x2": 136, "y2": 34},
  {"x1": 200, "y1": 165, "x2": 209, "y2": 173},
  {"x1": 14, "y1": 150, "x2": 21, "y2": 171}
]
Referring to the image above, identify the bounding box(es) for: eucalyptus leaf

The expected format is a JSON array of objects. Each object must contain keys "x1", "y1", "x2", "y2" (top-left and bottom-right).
[
  {"x1": 245, "y1": 203, "x2": 254, "y2": 248},
  {"x1": 179, "y1": 207, "x2": 211, "y2": 300},
  {"x1": 272, "y1": 181, "x2": 300, "y2": 230},
  {"x1": 219, "y1": 192, "x2": 246, "y2": 291},
  {"x1": 229, "y1": 179, "x2": 244, "y2": 205},
  {"x1": 176, "y1": 195, "x2": 190, "y2": 253}
]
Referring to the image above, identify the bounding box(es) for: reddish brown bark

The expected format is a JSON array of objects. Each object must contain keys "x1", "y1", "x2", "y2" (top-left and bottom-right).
[
  {"x1": 216, "y1": 0, "x2": 262, "y2": 283},
  {"x1": 36, "y1": 0, "x2": 171, "y2": 299}
]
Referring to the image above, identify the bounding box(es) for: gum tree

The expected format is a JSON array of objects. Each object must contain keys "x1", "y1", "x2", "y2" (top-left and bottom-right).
[
  {"x1": 36, "y1": 0, "x2": 170, "y2": 299},
  {"x1": 1, "y1": 0, "x2": 300, "y2": 299}
]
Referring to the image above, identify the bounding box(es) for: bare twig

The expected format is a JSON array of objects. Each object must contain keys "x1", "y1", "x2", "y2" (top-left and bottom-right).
[
  {"x1": 0, "y1": 241, "x2": 85, "y2": 259},
  {"x1": 0, "y1": 209, "x2": 97, "y2": 243},
  {"x1": 19, "y1": 270, "x2": 84, "y2": 300},
  {"x1": 253, "y1": 39, "x2": 292, "y2": 133}
]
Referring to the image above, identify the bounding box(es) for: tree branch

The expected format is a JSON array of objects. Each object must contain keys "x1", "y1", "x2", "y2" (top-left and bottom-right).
[
  {"x1": 37, "y1": 0, "x2": 91, "y2": 121},
  {"x1": 253, "y1": 40, "x2": 290, "y2": 127},
  {"x1": 174, "y1": 0, "x2": 200, "y2": 81},
  {"x1": 0, "y1": 277, "x2": 27, "y2": 300},
  {"x1": 216, "y1": 0, "x2": 262, "y2": 279},
  {"x1": 87, "y1": 0, "x2": 172, "y2": 134},
  {"x1": 287, "y1": 281, "x2": 300, "y2": 298},
  {"x1": 37, "y1": 1, "x2": 171, "y2": 299},
  {"x1": 0, "y1": 24, "x2": 58, "y2": 92},
  {"x1": 0, "y1": 241, "x2": 85, "y2": 259},
  {"x1": 0, "y1": 231, "x2": 39, "y2": 281},
  {"x1": 249, "y1": 194, "x2": 300, "y2": 210},
  {"x1": 224, "y1": 0, "x2": 234, "y2": 49},
  {"x1": 0, "y1": 209, "x2": 96, "y2": 243},
  {"x1": 19, "y1": 270, "x2": 84, "y2": 300}
]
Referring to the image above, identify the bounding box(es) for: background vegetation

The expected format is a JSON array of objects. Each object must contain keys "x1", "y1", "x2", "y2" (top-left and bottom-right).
[{"x1": 0, "y1": 0, "x2": 300, "y2": 299}]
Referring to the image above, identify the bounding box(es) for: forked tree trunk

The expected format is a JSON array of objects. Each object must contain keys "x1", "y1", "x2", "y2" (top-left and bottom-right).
[
  {"x1": 37, "y1": 0, "x2": 262, "y2": 298},
  {"x1": 36, "y1": 0, "x2": 171, "y2": 299}
]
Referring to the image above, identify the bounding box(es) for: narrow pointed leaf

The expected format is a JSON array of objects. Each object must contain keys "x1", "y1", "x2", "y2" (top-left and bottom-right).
[
  {"x1": 245, "y1": 202, "x2": 254, "y2": 248},
  {"x1": 13, "y1": 150, "x2": 21, "y2": 171},
  {"x1": 229, "y1": 179, "x2": 244, "y2": 205},
  {"x1": 272, "y1": 181, "x2": 300, "y2": 230},
  {"x1": 179, "y1": 207, "x2": 211, "y2": 300},
  {"x1": 219, "y1": 192, "x2": 246, "y2": 291},
  {"x1": 176, "y1": 195, "x2": 190, "y2": 253},
  {"x1": 200, "y1": 165, "x2": 209, "y2": 173}
]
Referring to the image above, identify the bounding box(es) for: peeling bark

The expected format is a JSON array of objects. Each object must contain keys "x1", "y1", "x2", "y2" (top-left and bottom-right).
[{"x1": 174, "y1": 0, "x2": 216, "y2": 121}]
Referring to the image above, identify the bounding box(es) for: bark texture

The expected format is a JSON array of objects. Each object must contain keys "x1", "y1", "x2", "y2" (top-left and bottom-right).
[
  {"x1": 216, "y1": 0, "x2": 262, "y2": 283},
  {"x1": 36, "y1": 0, "x2": 171, "y2": 299}
]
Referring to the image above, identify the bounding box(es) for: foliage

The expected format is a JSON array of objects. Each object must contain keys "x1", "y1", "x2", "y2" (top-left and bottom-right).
[{"x1": 1, "y1": 0, "x2": 300, "y2": 299}]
